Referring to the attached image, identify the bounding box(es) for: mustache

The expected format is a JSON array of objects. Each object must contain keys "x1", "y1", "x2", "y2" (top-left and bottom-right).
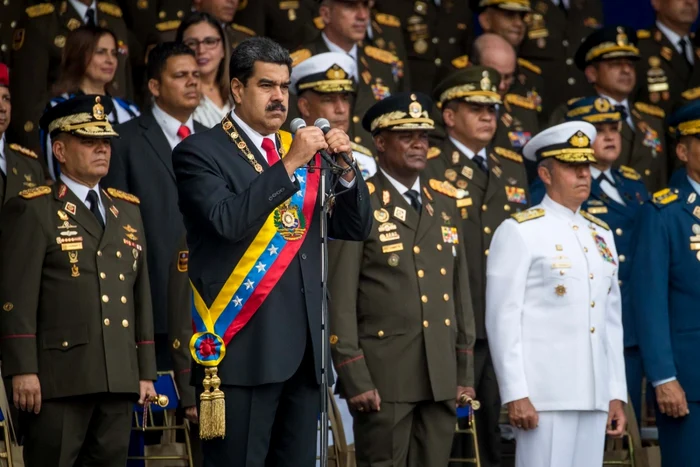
[{"x1": 266, "y1": 102, "x2": 286, "y2": 112}]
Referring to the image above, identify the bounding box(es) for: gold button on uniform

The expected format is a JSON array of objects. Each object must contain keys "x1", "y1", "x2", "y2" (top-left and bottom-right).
[
  {"x1": 590, "y1": 327, "x2": 595, "y2": 334},
  {"x1": 445, "y1": 319, "x2": 451, "y2": 326},
  {"x1": 619, "y1": 255, "x2": 626, "y2": 262},
  {"x1": 560, "y1": 270, "x2": 565, "y2": 275},
  {"x1": 615, "y1": 228, "x2": 623, "y2": 236},
  {"x1": 417, "y1": 270, "x2": 425, "y2": 278},
  {"x1": 116, "y1": 251, "x2": 122, "y2": 258},
  {"x1": 97, "y1": 250, "x2": 102, "y2": 256},
  {"x1": 504, "y1": 205, "x2": 511, "y2": 211},
  {"x1": 644, "y1": 169, "x2": 651, "y2": 176},
  {"x1": 484, "y1": 226, "x2": 491, "y2": 234},
  {"x1": 352, "y1": 116, "x2": 359, "y2": 123},
  {"x1": 443, "y1": 294, "x2": 449, "y2": 301},
  {"x1": 591, "y1": 301, "x2": 595, "y2": 308},
  {"x1": 485, "y1": 249, "x2": 490, "y2": 256},
  {"x1": 3, "y1": 302, "x2": 12, "y2": 311},
  {"x1": 354, "y1": 136, "x2": 361, "y2": 143},
  {"x1": 421, "y1": 295, "x2": 428, "y2": 303},
  {"x1": 482, "y1": 204, "x2": 488, "y2": 212},
  {"x1": 102, "y1": 295, "x2": 109, "y2": 303},
  {"x1": 583, "y1": 247, "x2": 588, "y2": 252},
  {"x1": 572, "y1": 225, "x2": 579, "y2": 231},
  {"x1": 618, "y1": 280, "x2": 623, "y2": 286},
  {"x1": 100, "y1": 272, "x2": 106, "y2": 279},
  {"x1": 62, "y1": 341, "x2": 68, "y2": 348},
  {"x1": 436, "y1": 244, "x2": 443, "y2": 251},
  {"x1": 440, "y1": 268, "x2": 446, "y2": 275},
  {"x1": 119, "y1": 274, "x2": 125, "y2": 281},
  {"x1": 413, "y1": 246, "x2": 421, "y2": 254},
  {"x1": 589, "y1": 273, "x2": 594, "y2": 279},
  {"x1": 104, "y1": 319, "x2": 110, "y2": 326},
  {"x1": 423, "y1": 320, "x2": 429, "y2": 328},
  {"x1": 121, "y1": 296, "x2": 127, "y2": 304},
  {"x1": 434, "y1": 58, "x2": 442, "y2": 66},
  {"x1": 122, "y1": 319, "x2": 129, "y2": 328},
  {"x1": 378, "y1": 330, "x2": 384, "y2": 337}
]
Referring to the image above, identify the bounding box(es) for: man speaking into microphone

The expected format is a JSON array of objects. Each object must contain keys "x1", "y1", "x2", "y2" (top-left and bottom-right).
[{"x1": 172, "y1": 37, "x2": 372, "y2": 467}]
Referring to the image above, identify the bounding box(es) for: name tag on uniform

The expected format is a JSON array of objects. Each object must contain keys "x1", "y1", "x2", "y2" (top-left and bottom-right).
[
  {"x1": 61, "y1": 242, "x2": 83, "y2": 251},
  {"x1": 587, "y1": 206, "x2": 608, "y2": 214},
  {"x1": 551, "y1": 262, "x2": 572, "y2": 269},
  {"x1": 382, "y1": 243, "x2": 403, "y2": 253}
]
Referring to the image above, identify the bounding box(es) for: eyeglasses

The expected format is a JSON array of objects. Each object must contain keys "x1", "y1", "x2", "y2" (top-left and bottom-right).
[{"x1": 183, "y1": 37, "x2": 222, "y2": 50}]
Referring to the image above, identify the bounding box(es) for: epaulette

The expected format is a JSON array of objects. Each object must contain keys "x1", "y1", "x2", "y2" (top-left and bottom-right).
[
  {"x1": 155, "y1": 20, "x2": 180, "y2": 32},
  {"x1": 581, "y1": 210, "x2": 609, "y2": 230},
  {"x1": 427, "y1": 147, "x2": 441, "y2": 160},
  {"x1": 634, "y1": 102, "x2": 665, "y2": 119},
  {"x1": 567, "y1": 96, "x2": 583, "y2": 106},
  {"x1": 652, "y1": 188, "x2": 679, "y2": 206},
  {"x1": 511, "y1": 208, "x2": 544, "y2": 223},
  {"x1": 97, "y1": 2, "x2": 122, "y2": 17},
  {"x1": 290, "y1": 49, "x2": 312, "y2": 67},
  {"x1": 619, "y1": 165, "x2": 641, "y2": 180},
  {"x1": 451, "y1": 55, "x2": 469, "y2": 69},
  {"x1": 682, "y1": 87, "x2": 700, "y2": 101},
  {"x1": 505, "y1": 93, "x2": 536, "y2": 110},
  {"x1": 637, "y1": 29, "x2": 651, "y2": 40},
  {"x1": 231, "y1": 23, "x2": 255, "y2": 36},
  {"x1": 25, "y1": 3, "x2": 54, "y2": 17},
  {"x1": 107, "y1": 188, "x2": 140, "y2": 204},
  {"x1": 365, "y1": 45, "x2": 397, "y2": 65},
  {"x1": 375, "y1": 13, "x2": 400, "y2": 28},
  {"x1": 366, "y1": 181, "x2": 375, "y2": 195},
  {"x1": 351, "y1": 142, "x2": 373, "y2": 158},
  {"x1": 517, "y1": 58, "x2": 541, "y2": 75},
  {"x1": 19, "y1": 186, "x2": 51, "y2": 199},
  {"x1": 8, "y1": 143, "x2": 38, "y2": 159},
  {"x1": 313, "y1": 16, "x2": 324, "y2": 30},
  {"x1": 429, "y1": 179, "x2": 458, "y2": 198},
  {"x1": 494, "y1": 146, "x2": 523, "y2": 163}
]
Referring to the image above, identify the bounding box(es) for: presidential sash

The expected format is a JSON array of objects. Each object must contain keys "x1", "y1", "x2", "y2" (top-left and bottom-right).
[{"x1": 190, "y1": 120, "x2": 320, "y2": 439}]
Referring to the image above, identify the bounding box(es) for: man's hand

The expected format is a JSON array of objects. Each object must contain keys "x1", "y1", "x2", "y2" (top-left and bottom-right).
[
  {"x1": 184, "y1": 406, "x2": 198, "y2": 424},
  {"x1": 507, "y1": 397, "x2": 538, "y2": 430},
  {"x1": 456, "y1": 386, "x2": 476, "y2": 407},
  {"x1": 348, "y1": 389, "x2": 381, "y2": 413},
  {"x1": 283, "y1": 126, "x2": 328, "y2": 176},
  {"x1": 606, "y1": 399, "x2": 626, "y2": 437},
  {"x1": 656, "y1": 380, "x2": 689, "y2": 418},
  {"x1": 138, "y1": 380, "x2": 157, "y2": 405},
  {"x1": 324, "y1": 128, "x2": 353, "y2": 167},
  {"x1": 12, "y1": 374, "x2": 41, "y2": 414}
]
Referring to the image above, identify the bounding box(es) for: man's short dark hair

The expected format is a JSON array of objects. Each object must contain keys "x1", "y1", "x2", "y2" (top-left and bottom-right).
[
  {"x1": 229, "y1": 37, "x2": 292, "y2": 85},
  {"x1": 147, "y1": 42, "x2": 196, "y2": 81}
]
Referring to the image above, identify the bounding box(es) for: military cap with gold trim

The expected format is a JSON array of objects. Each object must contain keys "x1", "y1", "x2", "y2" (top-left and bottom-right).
[
  {"x1": 575, "y1": 25, "x2": 640, "y2": 70},
  {"x1": 566, "y1": 96, "x2": 624, "y2": 124},
  {"x1": 362, "y1": 92, "x2": 435, "y2": 135},
  {"x1": 523, "y1": 121, "x2": 597, "y2": 164},
  {"x1": 668, "y1": 100, "x2": 700, "y2": 138},
  {"x1": 290, "y1": 52, "x2": 356, "y2": 96},
  {"x1": 478, "y1": 0, "x2": 531, "y2": 12},
  {"x1": 432, "y1": 66, "x2": 502, "y2": 109},
  {"x1": 40, "y1": 95, "x2": 118, "y2": 139}
]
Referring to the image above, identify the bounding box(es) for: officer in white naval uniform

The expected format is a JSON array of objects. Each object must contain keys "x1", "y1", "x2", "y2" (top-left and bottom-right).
[{"x1": 485, "y1": 121, "x2": 628, "y2": 467}]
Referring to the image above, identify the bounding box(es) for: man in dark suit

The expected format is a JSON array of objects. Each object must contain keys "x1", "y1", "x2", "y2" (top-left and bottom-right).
[
  {"x1": 104, "y1": 42, "x2": 203, "y2": 382},
  {"x1": 172, "y1": 37, "x2": 372, "y2": 466}
]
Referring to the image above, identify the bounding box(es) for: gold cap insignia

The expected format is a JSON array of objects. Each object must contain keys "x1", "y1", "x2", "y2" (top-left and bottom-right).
[
  {"x1": 326, "y1": 64, "x2": 347, "y2": 80},
  {"x1": 480, "y1": 70, "x2": 492, "y2": 91},
  {"x1": 594, "y1": 98, "x2": 610, "y2": 113},
  {"x1": 616, "y1": 26, "x2": 628, "y2": 46},
  {"x1": 569, "y1": 130, "x2": 590, "y2": 148},
  {"x1": 93, "y1": 96, "x2": 105, "y2": 120},
  {"x1": 408, "y1": 94, "x2": 423, "y2": 118}
]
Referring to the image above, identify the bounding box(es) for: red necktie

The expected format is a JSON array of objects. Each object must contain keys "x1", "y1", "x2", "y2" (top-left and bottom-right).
[
  {"x1": 177, "y1": 125, "x2": 191, "y2": 140},
  {"x1": 261, "y1": 137, "x2": 279, "y2": 166}
]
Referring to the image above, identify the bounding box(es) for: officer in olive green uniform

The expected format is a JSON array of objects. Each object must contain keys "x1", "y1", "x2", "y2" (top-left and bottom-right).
[
  {"x1": 0, "y1": 63, "x2": 46, "y2": 202},
  {"x1": 9, "y1": 1, "x2": 135, "y2": 152},
  {"x1": 373, "y1": 0, "x2": 474, "y2": 94},
  {"x1": 0, "y1": 0, "x2": 31, "y2": 64},
  {"x1": 329, "y1": 92, "x2": 476, "y2": 467},
  {"x1": 0, "y1": 95, "x2": 157, "y2": 467},
  {"x1": 519, "y1": 0, "x2": 603, "y2": 119},
  {"x1": 234, "y1": 0, "x2": 319, "y2": 51},
  {"x1": 427, "y1": 66, "x2": 530, "y2": 467},
  {"x1": 548, "y1": 26, "x2": 668, "y2": 193}
]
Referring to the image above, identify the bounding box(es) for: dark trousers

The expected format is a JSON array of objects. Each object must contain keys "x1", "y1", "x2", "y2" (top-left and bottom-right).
[
  {"x1": 22, "y1": 393, "x2": 132, "y2": 467},
  {"x1": 655, "y1": 401, "x2": 700, "y2": 467},
  {"x1": 200, "y1": 344, "x2": 320, "y2": 467},
  {"x1": 624, "y1": 346, "x2": 644, "y2": 423}
]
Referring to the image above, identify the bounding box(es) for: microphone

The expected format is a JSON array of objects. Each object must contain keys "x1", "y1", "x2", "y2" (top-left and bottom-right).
[
  {"x1": 289, "y1": 118, "x2": 339, "y2": 171},
  {"x1": 314, "y1": 118, "x2": 355, "y2": 167}
]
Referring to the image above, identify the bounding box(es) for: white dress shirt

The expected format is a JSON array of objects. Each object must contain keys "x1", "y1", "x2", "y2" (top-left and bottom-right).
[
  {"x1": 322, "y1": 33, "x2": 358, "y2": 62},
  {"x1": 151, "y1": 103, "x2": 195, "y2": 151},
  {"x1": 380, "y1": 168, "x2": 421, "y2": 206},
  {"x1": 656, "y1": 20, "x2": 694, "y2": 65},
  {"x1": 60, "y1": 174, "x2": 106, "y2": 223},
  {"x1": 68, "y1": 0, "x2": 98, "y2": 23},
  {"x1": 449, "y1": 136, "x2": 488, "y2": 164},
  {"x1": 0, "y1": 136, "x2": 6, "y2": 176},
  {"x1": 600, "y1": 94, "x2": 634, "y2": 131},
  {"x1": 590, "y1": 166, "x2": 625, "y2": 205},
  {"x1": 688, "y1": 175, "x2": 700, "y2": 195}
]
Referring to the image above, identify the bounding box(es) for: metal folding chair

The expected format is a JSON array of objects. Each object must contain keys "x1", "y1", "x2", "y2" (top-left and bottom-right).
[{"x1": 448, "y1": 400, "x2": 481, "y2": 466}]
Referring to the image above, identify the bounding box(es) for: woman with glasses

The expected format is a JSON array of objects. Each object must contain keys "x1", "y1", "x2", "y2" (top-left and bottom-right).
[{"x1": 176, "y1": 12, "x2": 232, "y2": 128}]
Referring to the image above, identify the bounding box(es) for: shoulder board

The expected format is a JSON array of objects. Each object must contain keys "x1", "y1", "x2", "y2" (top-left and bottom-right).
[
  {"x1": 494, "y1": 146, "x2": 523, "y2": 163},
  {"x1": 351, "y1": 142, "x2": 373, "y2": 157},
  {"x1": 107, "y1": 188, "x2": 140, "y2": 204},
  {"x1": 366, "y1": 181, "x2": 375, "y2": 195},
  {"x1": 652, "y1": 188, "x2": 679, "y2": 206},
  {"x1": 313, "y1": 16, "x2": 324, "y2": 30},
  {"x1": 637, "y1": 29, "x2": 651, "y2": 39},
  {"x1": 634, "y1": 102, "x2": 665, "y2": 119},
  {"x1": 375, "y1": 13, "x2": 400, "y2": 27},
  {"x1": 19, "y1": 186, "x2": 51, "y2": 199},
  {"x1": 8, "y1": 143, "x2": 38, "y2": 159},
  {"x1": 619, "y1": 165, "x2": 641, "y2": 180},
  {"x1": 682, "y1": 87, "x2": 700, "y2": 101},
  {"x1": 505, "y1": 93, "x2": 536, "y2": 110},
  {"x1": 231, "y1": 23, "x2": 255, "y2": 36},
  {"x1": 97, "y1": 2, "x2": 122, "y2": 17},
  {"x1": 155, "y1": 20, "x2": 180, "y2": 32},
  {"x1": 290, "y1": 49, "x2": 312, "y2": 67},
  {"x1": 581, "y1": 210, "x2": 609, "y2": 230},
  {"x1": 364, "y1": 45, "x2": 397, "y2": 65},
  {"x1": 429, "y1": 179, "x2": 457, "y2": 198},
  {"x1": 517, "y1": 58, "x2": 541, "y2": 75},
  {"x1": 451, "y1": 55, "x2": 469, "y2": 69},
  {"x1": 511, "y1": 208, "x2": 544, "y2": 223},
  {"x1": 26, "y1": 3, "x2": 54, "y2": 17},
  {"x1": 427, "y1": 147, "x2": 441, "y2": 160}
]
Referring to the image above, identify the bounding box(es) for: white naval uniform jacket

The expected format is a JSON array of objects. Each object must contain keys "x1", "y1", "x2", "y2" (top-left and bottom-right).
[{"x1": 485, "y1": 195, "x2": 627, "y2": 412}]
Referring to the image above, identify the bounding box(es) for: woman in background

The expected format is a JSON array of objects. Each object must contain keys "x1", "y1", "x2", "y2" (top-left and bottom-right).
[{"x1": 176, "y1": 12, "x2": 231, "y2": 128}]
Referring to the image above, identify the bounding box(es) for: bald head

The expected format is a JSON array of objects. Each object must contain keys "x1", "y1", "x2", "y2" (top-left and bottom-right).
[{"x1": 472, "y1": 33, "x2": 516, "y2": 97}]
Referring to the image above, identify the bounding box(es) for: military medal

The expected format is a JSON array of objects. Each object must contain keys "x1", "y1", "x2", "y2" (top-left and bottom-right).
[
  {"x1": 379, "y1": 232, "x2": 401, "y2": 242},
  {"x1": 414, "y1": 38, "x2": 428, "y2": 54},
  {"x1": 441, "y1": 226, "x2": 459, "y2": 244},
  {"x1": 68, "y1": 251, "x2": 79, "y2": 263},
  {"x1": 64, "y1": 202, "x2": 77, "y2": 215},
  {"x1": 393, "y1": 207, "x2": 407, "y2": 221},
  {"x1": 445, "y1": 169, "x2": 457, "y2": 181},
  {"x1": 694, "y1": 206, "x2": 700, "y2": 220},
  {"x1": 592, "y1": 233, "x2": 616, "y2": 264},
  {"x1": 378, "y1": 222, "x2": 397, "y2": 233},
  {"x1": 426, "y1": 204, "x2": 434, "y2": 216},
  {"x1": 71, "y1": 264, "x2": 80, "y2": 278},
  {"x1": 110, "y1": 205, "x2": 119, "y2": 218},
  {"x1": 387, "y1": 253, "x2": 400, "y2": 267},
  {"x1": 374, "y1": 208, "x2": 390, "y2": 222},
  {"x1": 12, "y1": 168, "x2": 17, "y2": 175},
  {"x1": 57, "y1": 210, "x2": 69, "y2": 221},
  {"x1": 461, "y1": 166, "x2": 473, "y2": 180},
  {"x1": 689, "y1": 193, "x2": 697, "y2": 204},
  {"x1": 555, "y1": 284, "x2": 566, "y2": 296},
  {"x1": 452, "y1": 151, "x2": 460, "y2": 164},
  {"x1": 382, "y1": 190, "x2": 390, "y2": 206}
]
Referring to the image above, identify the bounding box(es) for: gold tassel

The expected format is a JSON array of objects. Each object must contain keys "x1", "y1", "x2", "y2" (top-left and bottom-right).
[
  {"x1": 199, "y1": 369, "x2": 213, "y2": 440},
  {"x1": 209, "y1": 368, "x2": 226, "y2": 438}
]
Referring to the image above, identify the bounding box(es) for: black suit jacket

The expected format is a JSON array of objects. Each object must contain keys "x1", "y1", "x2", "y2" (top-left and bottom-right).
[
  {"x1": 104, "y1": 110, "x2": 207, "y2": 334},
  {"x1": 173, "y1": 120, "x2": 372, "y2": 386}
]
